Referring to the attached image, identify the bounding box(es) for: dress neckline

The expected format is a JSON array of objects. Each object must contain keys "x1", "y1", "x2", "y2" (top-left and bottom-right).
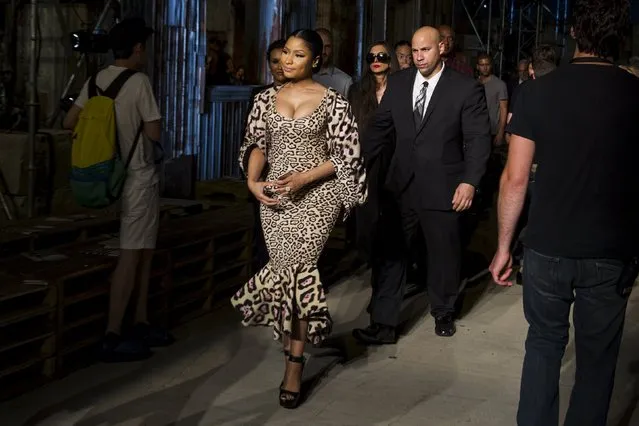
[{"x1": 272, "y1": 84, "x2": 330, "y2": 121}]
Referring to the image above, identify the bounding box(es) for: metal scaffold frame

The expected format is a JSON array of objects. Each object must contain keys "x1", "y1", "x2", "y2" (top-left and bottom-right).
[{"x1": 452, "y1": 0, "x2": 570, "y2": 77}]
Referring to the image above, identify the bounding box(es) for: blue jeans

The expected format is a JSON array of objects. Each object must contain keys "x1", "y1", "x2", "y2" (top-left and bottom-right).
[{"x1": 518, "y1": 248, "x2": 629, "y2": 426}]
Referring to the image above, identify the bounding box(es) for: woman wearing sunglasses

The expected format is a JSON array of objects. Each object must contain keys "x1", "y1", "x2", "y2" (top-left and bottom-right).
[
  {"x1": 349, "y1": 42, "x2": 399, "y2": 122},
  {"x1": 349, "y1": 42, "x2": 400, "y2": 309}
]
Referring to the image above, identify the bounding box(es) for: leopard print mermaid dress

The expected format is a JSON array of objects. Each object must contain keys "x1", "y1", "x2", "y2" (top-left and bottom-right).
[{"x1": 231, "y1": 86, "x2": 367, "y2": 344}]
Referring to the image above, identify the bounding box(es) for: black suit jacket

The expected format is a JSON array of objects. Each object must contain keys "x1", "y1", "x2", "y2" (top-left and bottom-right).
[{"x1": 364, "y1": 65, "x2": 491, "y2": 211}]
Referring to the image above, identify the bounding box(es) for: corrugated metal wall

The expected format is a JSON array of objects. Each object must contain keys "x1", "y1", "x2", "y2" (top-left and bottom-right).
[
  {"x1": 199, "y1": 85, "x2": 254, "y2": 180},
  {"x1": 153, "y1": 0, "x2": 207, "y2": 159}
]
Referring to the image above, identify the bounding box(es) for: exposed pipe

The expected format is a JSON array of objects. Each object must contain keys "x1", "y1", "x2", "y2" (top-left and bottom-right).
[
  {"x1": 414, "y1": 0, "x2": 422, "y2": 32},
  {"x1": 27, "y1": 0, "x2": 38, "y2": 218},
  {"x1": 473, "y1": 0, "x2": 487, "y2": 19},
  {"x1": 461, "y1": 0, "x2": 486, "y2": 51},
  {"x1": 499, "y1": 0, "x2": 507, "y2": 77},
  {"x1": 516, "y1": 5, "x2": 522, "y2": 61},
  {"x1": 487, "y1": 0, "x2": 492, "y2": 54},
  {"x1": 561, "y1": 0, "x2": 569, "y2": 60},
  {"x1": 355, "y1": 0, "x2": 365, "y2": 79},
  {"x1": 257, "y1": 0, "x2": 283, "y2": 85},
  {"x1": 509, "y1": 0, "x2": 515, "y2": 35},
  {"x1": 535, "y1": 0, "x2": 542, "y2": 47},
  {"x1": 451, "y1": 0, "x2": 456, "y2": 32},
  {"x1": 371, "y1": 0, "x2": 387, "y2": 42}
]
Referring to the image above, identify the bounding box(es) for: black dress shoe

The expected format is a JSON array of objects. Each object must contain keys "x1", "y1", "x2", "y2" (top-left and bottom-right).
[
  {"x1": 99, "y1": 332, "x2": 153, "y2": 363},
  {"x1": 352, "y1": 323, "x2": 397, "y2": 345},
  {"x1": 133, "y1": 323, "x2": 176, "y2": 348},
  {"x1": 435, "y1": 315, "x2": 456, "y2": 337}
]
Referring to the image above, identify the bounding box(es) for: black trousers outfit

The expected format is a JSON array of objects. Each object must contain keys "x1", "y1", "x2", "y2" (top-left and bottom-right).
[
  {"x1": 371, "y1": 182, "x2": 462, "y2": 326},
  {"x1": 517, "y1": 248, "x2": 628, "y2": 426}
]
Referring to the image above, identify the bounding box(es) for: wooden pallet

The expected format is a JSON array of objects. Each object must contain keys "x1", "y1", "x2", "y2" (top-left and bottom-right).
[
  {"x1": 163, "y1": 206, "x2": 253, "y2": 325},
  {"x1": 0, "y1": 202, "x2": 254, "y2": 399},
  {"x1": 194, "y1": 178, "x2": 249, "y2": 207},
  {"x1": 0, "y1": 274, "x2": 57, "y2": 400},
  {"x1": 0, "y1": 199, "x2": 212, "y2": 260}
]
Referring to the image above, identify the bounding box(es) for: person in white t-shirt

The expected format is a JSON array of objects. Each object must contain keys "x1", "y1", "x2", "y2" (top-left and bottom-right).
[{"x1": 63, "y1": 18, "x2": 173, "y2": 362}]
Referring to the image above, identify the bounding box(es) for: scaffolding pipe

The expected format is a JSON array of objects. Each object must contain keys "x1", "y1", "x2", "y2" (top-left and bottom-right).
[
  {"x1": 355, "y1": 0, "x2": 365, "y2": 79},
  {"x1": 562, "y1": 0, "x2": 569, "y2": 59},
  {"x1": 451, "y1": 0, "x2": 456, "y2": 33},
  {"x1": 487, "y1": 0, "x2": 492, "y2": 53},
  {"x1": 499, "y1": 0, "x2": 507, "y2": 77},
  {"x1": 461, "y1": 0, "x2": 486, "y2": 51},
  {"x1": 535, "y1": 0, "x2": 542, "y2": 47},
  {"x1": 509, "y1": 0, "x2": 515, "y2": 35},
  {"x1": 516, "y1": 5, "x2": 523, "y2": 60},
  {"x1": 27, "y1": 0, "x2": 38, "y2": 218}
]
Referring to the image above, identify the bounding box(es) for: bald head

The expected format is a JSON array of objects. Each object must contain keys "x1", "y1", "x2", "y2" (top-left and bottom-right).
[
  {"x1": 438, "y1": 25, "x2": 455, "y2": 56},
  {"x1": 411, "y1": 26, "x2": 445, "y2": 78},
  {"x1": 412, "y1": 26, "x2": 442, "y2": 45}
]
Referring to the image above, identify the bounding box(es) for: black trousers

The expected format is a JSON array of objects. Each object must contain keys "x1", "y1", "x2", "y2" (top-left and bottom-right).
[
  {"x1": 371, "y1": 184, "x2": 462, "y2": 326},
  {"x1": 517, "y1": 248, "x2": 628, "y2": 426}
]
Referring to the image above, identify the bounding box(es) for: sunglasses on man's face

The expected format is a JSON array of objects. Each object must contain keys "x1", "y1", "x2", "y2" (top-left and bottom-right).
[{"x1": 366, "y1": 52, "x2": 391, "y2": 64}]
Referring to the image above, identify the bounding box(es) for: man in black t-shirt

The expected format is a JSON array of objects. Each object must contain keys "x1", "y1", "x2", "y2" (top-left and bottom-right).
[
  {"x1": 490, "y1": 1, "x2": 639, "y2": 425},
  {"x1": 506, "y1": 45, "x2": 558, "y2": 269}
]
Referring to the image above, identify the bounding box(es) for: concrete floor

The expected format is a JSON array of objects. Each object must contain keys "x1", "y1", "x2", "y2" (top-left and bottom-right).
[{"x1": 1, "y1": 270, "x2": 639, "y2": 426}]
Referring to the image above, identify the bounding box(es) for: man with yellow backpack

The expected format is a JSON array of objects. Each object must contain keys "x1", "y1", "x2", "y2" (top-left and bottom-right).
[{"x1": 63, "y1": 18, "x2": 174, "y2": 362}]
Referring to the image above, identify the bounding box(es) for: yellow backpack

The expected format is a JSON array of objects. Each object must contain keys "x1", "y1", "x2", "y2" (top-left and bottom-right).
[{"x1": 70, "y1": 69, "x2": 142, "y2": 208}]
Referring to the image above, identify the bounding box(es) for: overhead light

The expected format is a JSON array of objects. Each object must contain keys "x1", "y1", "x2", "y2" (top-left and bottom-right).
[{"x1": 69, "y1": 30, "x2": 110, "y2": 54}]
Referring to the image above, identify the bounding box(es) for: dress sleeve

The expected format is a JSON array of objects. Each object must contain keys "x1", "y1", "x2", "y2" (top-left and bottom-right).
[
  {"x1": 326, "y1": 90, "x2": 368, "y2": 219},
  {"x1": 238, "y1": 89, "x2": 271, "y2": 175}
]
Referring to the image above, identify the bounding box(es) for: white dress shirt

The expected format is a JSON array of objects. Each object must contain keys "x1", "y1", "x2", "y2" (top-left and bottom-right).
[{"x1": 412, "y1": 62, "x2": 445, "y2": 118}]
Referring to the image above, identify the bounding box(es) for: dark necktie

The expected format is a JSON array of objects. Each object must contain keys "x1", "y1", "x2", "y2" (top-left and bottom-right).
[{"x1": 413, "y1": 81, "x2": 428, "y2": 129}]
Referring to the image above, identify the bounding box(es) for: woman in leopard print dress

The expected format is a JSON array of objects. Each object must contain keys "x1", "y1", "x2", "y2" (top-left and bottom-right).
[{"x1": 231, "y1": 29, "x2": 366, "y2": 408}]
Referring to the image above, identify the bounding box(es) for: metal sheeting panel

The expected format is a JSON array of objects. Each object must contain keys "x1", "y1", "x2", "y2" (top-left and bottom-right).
[
  {"x1": 199, "y1": 85, "x2": 254, "y2": 180},
  {"x1": 154, "y1": 0, "x2": 207, "y2": 159}
]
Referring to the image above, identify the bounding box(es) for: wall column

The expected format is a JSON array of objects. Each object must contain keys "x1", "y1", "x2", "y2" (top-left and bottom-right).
[
  {"x1": 284, "y1": 0, "x2": 316, "y2": 34},
  {"x1": 244, "y1": 0, "x2": 284, "y2": 85}
]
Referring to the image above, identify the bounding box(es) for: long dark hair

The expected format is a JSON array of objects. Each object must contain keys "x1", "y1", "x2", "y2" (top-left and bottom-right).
[
  {"x1": 349, "y1": 41, "x2": 398, "y2": 130},
  {"x1": 287, "y1": 29, "x2": 324, "y2": 73}
]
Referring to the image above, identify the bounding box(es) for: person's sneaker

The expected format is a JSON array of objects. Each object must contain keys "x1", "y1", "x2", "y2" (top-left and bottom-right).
[
  {"x1": 133, "y1": 323, "x2": 176, "y2": 348},
  {"x1": 99, "y1": 332, "x2": 152, "y2": 363}
]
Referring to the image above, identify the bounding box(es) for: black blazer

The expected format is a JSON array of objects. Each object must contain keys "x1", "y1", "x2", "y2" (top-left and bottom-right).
[{"x1": 364, "y1": 65, "x2": 491, "y2": 211}]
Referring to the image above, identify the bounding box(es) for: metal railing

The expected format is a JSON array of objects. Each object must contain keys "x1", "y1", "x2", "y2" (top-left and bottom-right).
[{"x1": 198, "y1": 85, "x2": 257, "y2": 180}]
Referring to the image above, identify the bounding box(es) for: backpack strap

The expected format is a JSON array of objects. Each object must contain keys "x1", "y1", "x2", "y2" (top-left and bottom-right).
[
  {"x1": 88, "y1": 74, "x2": 99, "y2": 98},
  {"x1": 103, "y1": 69, "x2": 138, "y2": 99},
  {"x1": 124, "y1": 122, "x2": 145, "y2": 169}
]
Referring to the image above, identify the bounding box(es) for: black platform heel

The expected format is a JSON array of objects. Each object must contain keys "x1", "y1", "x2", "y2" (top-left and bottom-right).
[{"x1": 279, "y1": 354, "x2": 305, "y2": 409}]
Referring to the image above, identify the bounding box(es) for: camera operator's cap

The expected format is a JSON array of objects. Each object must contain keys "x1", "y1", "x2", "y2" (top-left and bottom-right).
[{"x1": 109, "y1": 17, "x2": 154, "y2": 51}]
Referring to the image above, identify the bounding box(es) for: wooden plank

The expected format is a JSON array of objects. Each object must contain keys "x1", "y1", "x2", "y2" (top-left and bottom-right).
[
  {"x1": 62, "y1": 313, "x2": 106, "y2": 332},
  {"x1": 0, "y1": 332, "x2": 54, "y2": 356},
  {"x1": 0, "y1": 355, "x2": 54, "y2": 379},
  {"x1": 59, "y1": 337, "x2": 101, "y2": 357},
  {"x1": 0, "y1": 306, "x2": 54, "y2": 328}
]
